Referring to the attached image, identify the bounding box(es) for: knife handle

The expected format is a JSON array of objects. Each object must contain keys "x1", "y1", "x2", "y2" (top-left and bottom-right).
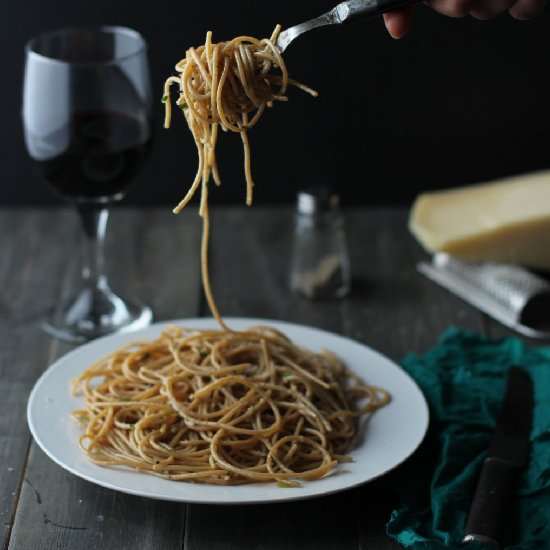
[{"x1": 463, "y1": 457, "x2": 517, "y2": 547}]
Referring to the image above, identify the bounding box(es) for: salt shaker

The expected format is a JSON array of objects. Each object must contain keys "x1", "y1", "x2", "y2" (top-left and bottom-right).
[{"x1": 289, "y1": 187, "x2": 351, "y2": 299}]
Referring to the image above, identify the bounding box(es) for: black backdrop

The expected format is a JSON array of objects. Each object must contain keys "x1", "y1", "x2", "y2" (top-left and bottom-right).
[{"x1": 4, "y1": 0, "x2": 550, "y2": 206}]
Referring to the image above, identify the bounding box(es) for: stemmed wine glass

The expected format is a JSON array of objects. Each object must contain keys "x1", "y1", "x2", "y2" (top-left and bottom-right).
[{"x1": 23, "y1": 26, "x2": 153, "y2": 343}]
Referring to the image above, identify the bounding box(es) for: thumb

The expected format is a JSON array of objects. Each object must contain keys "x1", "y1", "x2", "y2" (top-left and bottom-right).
[{"x1": 383, "y1": 7, "x2": 414, "y2": 39}]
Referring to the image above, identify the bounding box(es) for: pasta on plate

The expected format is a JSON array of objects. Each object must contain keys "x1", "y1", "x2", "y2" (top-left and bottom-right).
[{"x1": 72, "y1": 325, "x2": 389, "y2": 485}]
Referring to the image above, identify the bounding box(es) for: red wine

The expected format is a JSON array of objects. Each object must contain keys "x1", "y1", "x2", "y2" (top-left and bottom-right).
[{"x1": 29, "y1": 112, "x2": 151, "y2": 203}]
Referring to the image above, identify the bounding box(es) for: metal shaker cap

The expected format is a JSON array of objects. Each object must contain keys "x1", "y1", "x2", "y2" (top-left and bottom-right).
[{"x1": 297, "y1": 186, "x2": 340, "y2": 215}]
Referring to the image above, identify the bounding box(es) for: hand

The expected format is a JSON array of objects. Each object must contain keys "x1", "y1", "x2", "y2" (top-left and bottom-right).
[{"x1": 383, "y1": 0, "x2": 546, "y2": 39}]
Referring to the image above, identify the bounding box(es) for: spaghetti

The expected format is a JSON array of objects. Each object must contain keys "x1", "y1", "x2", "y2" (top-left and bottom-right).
[
  {"x1": 72, "y1": 325, "x2": 390, "y2": 484},
  {"x1": 162, "y1": 26, "x2": 317, "y2": 328},
  {"x1": 163, "y1": 25, "x2": 317, "y2": 213},
  {"x1": 71, "y1": 28, "x2": 390, "y2": 485}
]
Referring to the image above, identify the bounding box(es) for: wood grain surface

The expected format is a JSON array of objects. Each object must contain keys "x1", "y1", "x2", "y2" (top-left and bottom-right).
[{"x1": 1, "y1": 206, "x2": 530, "y2": 550}]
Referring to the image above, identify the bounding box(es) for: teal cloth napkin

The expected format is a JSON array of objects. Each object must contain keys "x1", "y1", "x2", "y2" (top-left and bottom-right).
[{"x1": 386, "y1": 327, "x2": 550, "y2": 549}]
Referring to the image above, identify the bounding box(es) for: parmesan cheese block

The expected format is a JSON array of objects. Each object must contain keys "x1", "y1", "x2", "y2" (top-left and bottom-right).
[{"x1": 409, "y1": 170, "x2": 550, "y2": 270}]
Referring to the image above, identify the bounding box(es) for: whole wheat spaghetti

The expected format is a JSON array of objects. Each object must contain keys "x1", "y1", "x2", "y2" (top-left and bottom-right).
[
  {"x1": 72, "y1": 325, "x2": 390, "y2": 485},
  {"x1": 71, "y1": 28, "x2": 390, "y2": 486},
  {"x1": 163, "y1": 25, "x2": 317, "y2": 213},
  {"x1": 162, "y1": 26, "x2": 317, "y2": 328}
]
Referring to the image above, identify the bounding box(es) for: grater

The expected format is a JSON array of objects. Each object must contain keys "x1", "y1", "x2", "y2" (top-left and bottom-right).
[{"x1": 418, "y1": 254, "x2": 550, "y2": 339}]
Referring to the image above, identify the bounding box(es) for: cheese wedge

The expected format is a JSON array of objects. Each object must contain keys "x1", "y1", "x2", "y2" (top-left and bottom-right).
[{"x1": 409, "y1": 170, "x2": 550, "y2": 270}]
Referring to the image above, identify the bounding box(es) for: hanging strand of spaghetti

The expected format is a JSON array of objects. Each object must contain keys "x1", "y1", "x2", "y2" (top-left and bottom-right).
[{"x1": 163, "y1": 27, "x2": 317, "y2": 328}]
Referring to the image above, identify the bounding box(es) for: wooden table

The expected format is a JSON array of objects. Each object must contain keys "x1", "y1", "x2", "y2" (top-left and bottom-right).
[{"x1": 1, "y1": 206, "x2": 518, "y2": 550}]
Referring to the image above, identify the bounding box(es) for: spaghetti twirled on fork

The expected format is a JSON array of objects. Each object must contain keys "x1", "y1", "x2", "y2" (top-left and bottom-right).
[{"x1": 162, "y1": 26, "x2": 317, "y2": 329}]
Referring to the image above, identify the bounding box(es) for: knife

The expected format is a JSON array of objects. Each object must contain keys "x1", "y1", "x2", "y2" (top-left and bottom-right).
[{"x1": 463, "y1": 366, "x2": 534, "y2": 547}]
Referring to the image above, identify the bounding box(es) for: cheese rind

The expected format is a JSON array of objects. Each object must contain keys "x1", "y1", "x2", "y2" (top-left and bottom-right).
[{"x1": 409, "y1": 171, "x2": 550, "y2": 270}]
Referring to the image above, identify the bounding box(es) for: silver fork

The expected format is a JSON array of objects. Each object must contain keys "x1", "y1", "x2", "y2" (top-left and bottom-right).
[{"x1": 275, "y1": 0, "x2": 420, "y2": 52}]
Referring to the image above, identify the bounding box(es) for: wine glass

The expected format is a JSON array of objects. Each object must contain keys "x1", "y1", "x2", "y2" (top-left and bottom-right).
[{"x1": 23, "y1": 26, "x2": 153, "y2": 343}]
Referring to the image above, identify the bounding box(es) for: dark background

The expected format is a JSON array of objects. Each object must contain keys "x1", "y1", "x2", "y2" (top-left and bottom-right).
[{"x1": 4, "y1": 0, "x2": 550, "y2": 206}]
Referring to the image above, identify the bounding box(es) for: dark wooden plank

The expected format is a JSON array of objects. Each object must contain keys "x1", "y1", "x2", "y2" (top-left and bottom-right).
[
  {"x1": 185, "y1": 494, "x2": 358, "y2": 550},
  {"x1": 342, "y1": 208, "x2": 486, "y2": 362},
  {"x1": 8, "y1": 207, "x2": 201, "y2": 549},
  {"x1": 107, "y1": 207, "x2": 202, "y2": 321},
  {"x1": 204, "y1": 206, "x2": 343, "y2": 333},
  {"x1": 9, "y1": 443, "x2": 186, "y2": 550},
  {"x1": 0, "y1": 208, "x2": 74, "y2": 549}
]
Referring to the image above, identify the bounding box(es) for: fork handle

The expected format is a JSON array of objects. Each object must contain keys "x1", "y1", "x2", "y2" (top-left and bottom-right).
[{"x1": 335, "y1": 0, "x2": 421, "y2": 22}]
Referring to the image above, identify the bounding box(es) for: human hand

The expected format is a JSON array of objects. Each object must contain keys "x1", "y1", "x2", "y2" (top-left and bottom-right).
[{"x1": 383, "y1": 0, "x2": 546, "y2": 39}]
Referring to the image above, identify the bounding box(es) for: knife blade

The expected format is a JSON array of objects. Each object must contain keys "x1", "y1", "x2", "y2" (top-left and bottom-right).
[{"x1": 463, "y1": 366, "x2": 534, "y2": 547}]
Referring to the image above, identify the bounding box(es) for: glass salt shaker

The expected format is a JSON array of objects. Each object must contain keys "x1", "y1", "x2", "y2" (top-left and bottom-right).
[{"x1": 289, "y1": 187, "x2": 351, "y2": 299}]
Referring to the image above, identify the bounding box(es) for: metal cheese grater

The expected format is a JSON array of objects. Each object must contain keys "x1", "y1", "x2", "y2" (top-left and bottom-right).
[{"x1": 418, "y1": 254, "x2": 550, "y2": 339}]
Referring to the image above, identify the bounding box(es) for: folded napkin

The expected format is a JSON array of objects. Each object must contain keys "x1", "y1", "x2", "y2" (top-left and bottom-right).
[{"x1": 386, "y1": 327, "x2": 550, "y2": 550}]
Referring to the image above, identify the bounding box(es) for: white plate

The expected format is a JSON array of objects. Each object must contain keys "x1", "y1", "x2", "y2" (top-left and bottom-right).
[{"x1": 27, "y1": 318, "x2": 429, "y2": 504}]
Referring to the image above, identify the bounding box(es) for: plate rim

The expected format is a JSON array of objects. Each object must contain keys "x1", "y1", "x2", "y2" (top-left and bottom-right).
[{"x1": 27, "y1": 317, "x2": 429, "y2": 504}]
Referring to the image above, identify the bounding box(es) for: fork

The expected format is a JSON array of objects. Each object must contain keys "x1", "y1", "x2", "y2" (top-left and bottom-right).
[{"x1": 275, "y1": 0, "x2": 420, "y2": 52}]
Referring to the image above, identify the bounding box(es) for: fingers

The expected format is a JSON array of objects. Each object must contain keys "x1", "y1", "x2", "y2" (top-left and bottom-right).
[
  {"x1": 509, "y1": 0, "x2": 546, "y2": 18},
  {"x1": 469, "y1": 0, "x2": 515, "y2": 19},
  {"x1": 383, "y1": 0, "x2": 474, "y2": 39},
  {"x1": 425, "y1": 0, "x2": 546, "y2": 20},
  {"x1": 383, "y1": 0, "x2": 545, "y2": 39},
  {"x1": 383, "y1": 7, "x2": 414, "y2": 39},
  {"x1": 425, "y1": 0, "x2": 474, "y2": 17}
]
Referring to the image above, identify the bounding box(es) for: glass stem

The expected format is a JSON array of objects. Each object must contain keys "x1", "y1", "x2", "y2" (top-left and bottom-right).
[{"x1": 77, "y1": 205, "x2": 110, "y2": 291}]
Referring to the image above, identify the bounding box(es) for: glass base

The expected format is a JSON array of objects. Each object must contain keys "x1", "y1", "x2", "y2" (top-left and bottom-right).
[{"x1": 43, "y1": 285, "x2": 153, "y2": 344}]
